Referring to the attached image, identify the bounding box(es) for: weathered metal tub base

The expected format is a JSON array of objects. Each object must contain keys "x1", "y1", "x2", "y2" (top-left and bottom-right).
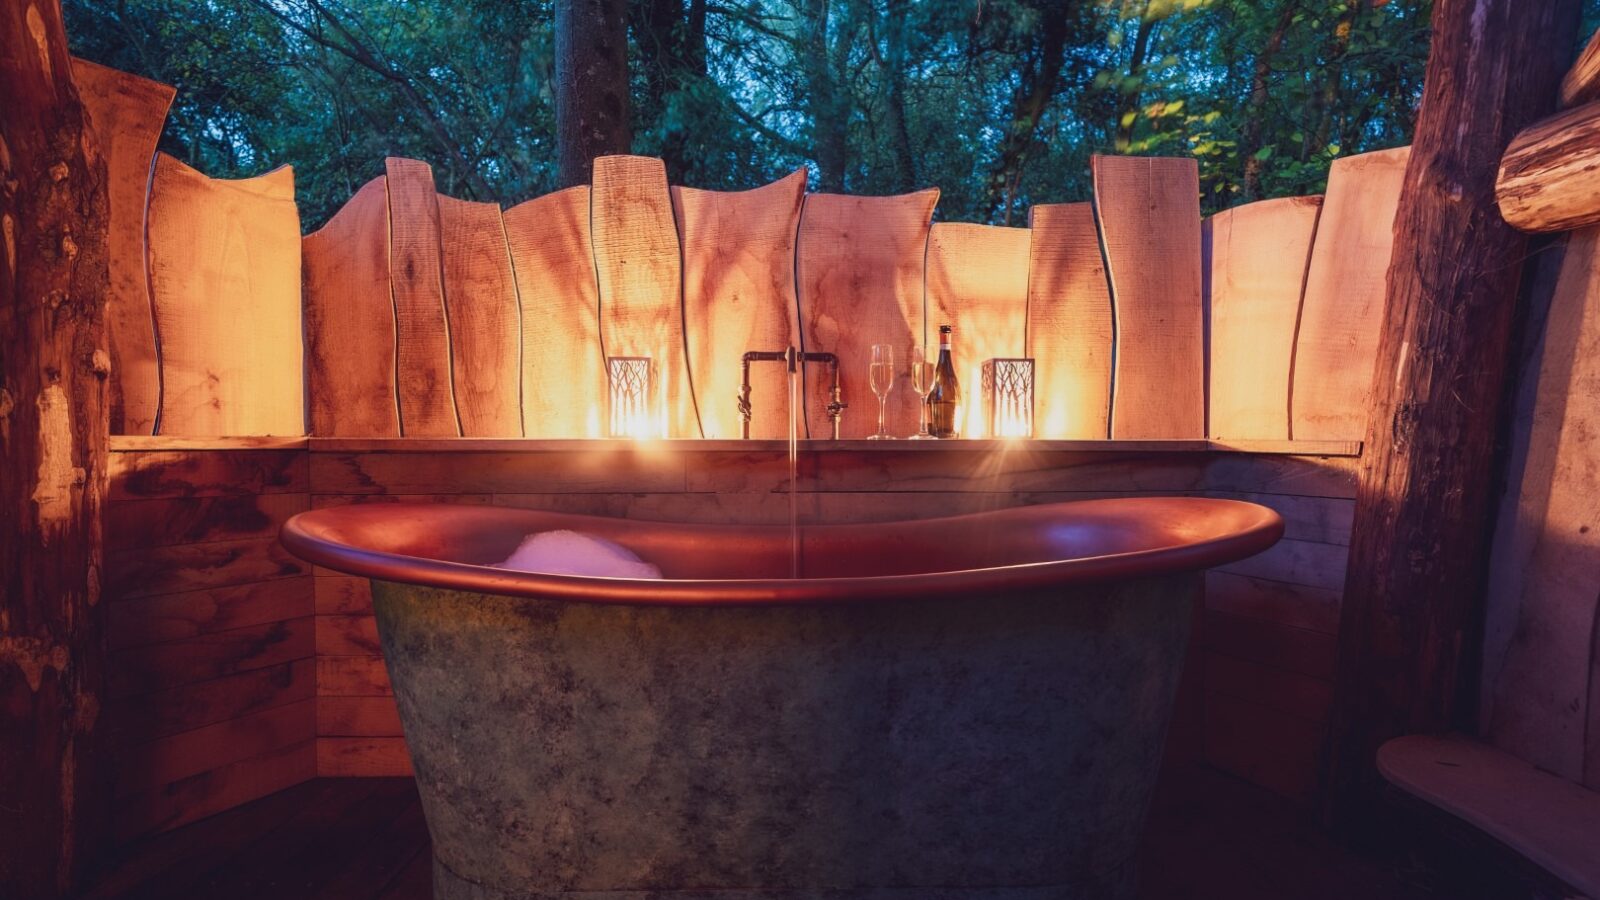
[{"x1": 374, "y1": 574, "x2": 1196, "y2": 900}]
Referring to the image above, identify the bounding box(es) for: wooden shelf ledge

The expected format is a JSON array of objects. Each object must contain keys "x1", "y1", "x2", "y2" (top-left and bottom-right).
[
  {"x1": 108, "y1": 435, "x2": 1361, "y2": 457},
  {"x1": 1378, "y1": 734, "x2": 1600, "y2": 898}
]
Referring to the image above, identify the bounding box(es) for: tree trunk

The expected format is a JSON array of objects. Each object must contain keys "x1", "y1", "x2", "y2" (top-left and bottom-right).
[
  {"x1": 629, "y1": 0, "x2": 707, "y2": 183},
  {"x1": 1239, "y1": 1, "x2": 1299, "y2": 201},
  {"x1": 982, "y1": 0, "x2": 1072, "y2": 222},
  {"x1": 556, "y1": 0, "x2": 632, "y2": 187},
  {"x1": 0, "y1": 1, "x2": 114, "y2": 897},
  {"x1": 1321, "y1": 0, "x2": 1583, "y2": 832},
  {"x1": 802, "y1": 0, "x2": 852, "y2": 192},
  {"x1": 879, "y1": 0, "x2": 918, "y2": 193},
  {"x1": 1113, "y1": 8, "x2": 1158, "y2": 153}
]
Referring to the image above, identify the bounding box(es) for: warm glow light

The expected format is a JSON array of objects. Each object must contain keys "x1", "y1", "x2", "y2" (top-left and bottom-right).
[
  {"x1": 982, "y1": 358, "x2": 1035, "y2": 440},
  {"x1": 608, "y1": 356, "x2": 657, "y2": 439}
]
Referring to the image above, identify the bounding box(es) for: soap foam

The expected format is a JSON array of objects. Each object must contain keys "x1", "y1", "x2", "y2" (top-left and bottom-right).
[{"x1": 492, "y1": 530, "x2": 663, "y2": 579}]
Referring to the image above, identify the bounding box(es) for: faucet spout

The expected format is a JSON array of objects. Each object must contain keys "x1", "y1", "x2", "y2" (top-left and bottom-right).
[{"x1": 739, "y1": 348, "x2": 844, "y2": 440}]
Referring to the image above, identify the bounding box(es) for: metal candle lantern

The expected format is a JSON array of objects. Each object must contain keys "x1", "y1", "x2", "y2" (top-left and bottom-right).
[
  {"x1": 981, "y1": 358, "x2": 1035, "y2": 439},
  {"x1": 607, "y1": 356, "x2": 654, "y2": 438}
]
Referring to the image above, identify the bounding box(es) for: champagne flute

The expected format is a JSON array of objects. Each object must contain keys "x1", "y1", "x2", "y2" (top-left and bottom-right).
[
  {"x1": 868, "y1": 343, "x2": 896, "y2": 440},
  {"x1": 908, "y1": 345, "x2": 936, "y2": 439}
]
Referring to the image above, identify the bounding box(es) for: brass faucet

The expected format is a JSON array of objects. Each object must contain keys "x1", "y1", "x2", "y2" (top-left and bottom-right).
[{"x1": 738, "y1": 347, "x2": 845, "y2": 439}]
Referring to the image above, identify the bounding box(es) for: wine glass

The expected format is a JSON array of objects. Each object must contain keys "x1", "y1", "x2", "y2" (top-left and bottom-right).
[
  {"x1": 868, "y1": 344, "x2": 896, "y2": 440},
  {"x1": 908, "y1": 345, "x2": 936, "y2": 439}
]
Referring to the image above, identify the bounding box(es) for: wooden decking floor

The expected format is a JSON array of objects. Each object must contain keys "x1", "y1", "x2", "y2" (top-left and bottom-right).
[{"x1": 79, "y1": 765, "x2": 1434, "y2": 900}]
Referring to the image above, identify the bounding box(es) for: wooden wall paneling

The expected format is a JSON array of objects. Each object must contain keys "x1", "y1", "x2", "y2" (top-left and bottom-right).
[
  {"x1": 1482, "y1": 225, "x2": 1600, "y2": 782},
  {"x1": 146, "y1": 154, "x2": 304, "y2": 435},
  {"x1": 111, "y1": 658, "x2": 316, "y2": 745},
  {"x1": 319, "y1": 738, "x2": 412, "y2": 777},
  {"x1": 1026, "y1": 203, "x2": 1114, "y2": 439},
  {"x1": 115, "y1": 699, "x2": 314, "y2": 799},
  {"x1": 109, "y1": 578, "x2": 314, "y2": 650},
  {"x1": 318, "y1": 696, "x2": 403, "y2": 736},
  {"x1": 105, "y1": 493, "x2": 308, "y2": 550},
  {"x1": 673, "y1": 169, "x2": 807, "y2": 440},
  {"x1": 795, "y1": 189, "x2": 940, "y2": 439},
  {"x1": 109, "y1": 617, "x2": 315, "y2": 699},
  {"x1": 1091, "y1": 155, "x2": 1205, "y2": 438},
  {"x1": 437, "y1": 194, "x2": 522, "y2": 436},
  {"x1": 70, "y1": 58, "x2": 174, "y2": 435},
  {"x1": 927, "y1": 222, "x2": 1031, "y2": 438},
  {"x1": 1203, "y1": 690, "x2": 1324, "y2": 804},
  {"x1": 316, "y1": 657, "x2": 392, "y2": 696},
  {"x1": 503, "y1": 186, "x2": 605, "y2": 437},
  {"x1": 591, "y1": 155, "x2": 699, "y2": 437},
  {"x1": 384, "y1": 157, "x2": 459, "y2": 436},
  {"x1": 114, "y1": 740, "x2": 315, "y2": 841},
  {"x1": 109, "y1": 448, "x2": 307, "y2": 500},
  {"x1": 1289, "y1": 145, "x2": 1409, "y2": 440},
  {"x1": 1205, "y1": 196, "x2": 1322, "y2": 440},
  {"x1": 1205, "y1": 571, "x2": 1342, "y2": 636},
  {"x1": 301, "y1": 176, "x2": 400, "y2": 437},
  {"x1": 107, "y1": 537, "x2": 309, "y2": 599}
]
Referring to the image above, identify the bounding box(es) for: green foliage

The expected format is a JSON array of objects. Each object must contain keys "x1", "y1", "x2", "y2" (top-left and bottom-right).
[{"x1": 61, "y1": 0, "x2": 1600, "y2": 228}]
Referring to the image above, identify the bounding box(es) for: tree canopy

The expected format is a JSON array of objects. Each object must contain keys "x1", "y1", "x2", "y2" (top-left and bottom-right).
[{"x1": 62, "y1": 0, "x2": 1600, "y2": 230}]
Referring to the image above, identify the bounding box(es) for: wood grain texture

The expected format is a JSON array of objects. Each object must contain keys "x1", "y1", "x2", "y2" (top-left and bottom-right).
[
  {"x1": 437, "y1": 194, "x2": 522, "y2": 436},
  {"x1": 318, "y1": 737, "x2": 412, "y2": 777},
  {"x1": 70, "y1": 57, "x2": 174, "y2": 435},
  {"x1": 796, "y1": 189, "x2": 939, "y2": 438},
  {"x1": 109, "y1": 578, "x2": 314, "y2": 650},
  {"x1": 1091, "y1": 155, "x2": 1205, "y2": 439},
  {"x1": 1205, "y1": 197, "x2": 1322, "y2": 441},
  {"x1": 316, "y1": 657, "x2": 392, "y2": 696},
  {"x1": 106, "y1": 493, "x2": 307, "y2": 550},
  {"x1": 107, "y1": 538, "x2": 309, "y2": 599},
  {"x1": 384, "y1": 158, "x2": 459, "y2": 436},
  {"x1": 673, "y1": 169, "x2": 807, "y2": 439},
  {"x1": 927, "y1": 222, "x2": 1030, "y2": 438},
  {"x1": 1563, "y1": 26, "x2": 1600, "y2": 107},
  {"x1": 592, "y1": 155, "x2": 698, "y2": 437},
  {"x1": 146, "y1": 154, "x2": 304, "y2": 435},
  {"x1": 115, "y1": 699, "x2": 314, "y2": 799},
  {"x1": 1481, "y1": 226, "x2": 1600, "y2": 782},
  {"x1": 301, "y1": 175, "x2": 399, "y2": 437},
  {"x1": 115, "y1": 740, "x2": 314, "y2": 841},
  {"x1": 109, "y1": 617, "x2": 314, "y2": 699},
  {"x1": 111, "y1": 659, "x2": 315, "y2": 744},
  {"x1": 317, "y1": 696, "x2": 403, "y2": 736},
  {"x1": 110, "y1": 448, "x2": 307, "y2": 500},
  {"x1": 1027, "y1": 203, "x2": 1114, "y2": 439},
  {"x1": 1496, "y1": 100, "x2": 1600, "y2": 233},
  {"x1": 503, "y1": 186, "x2": 604, "y2": 438},
  {"x1": 1289, "y1": 146, "x2": 1409, "y2": 441}
]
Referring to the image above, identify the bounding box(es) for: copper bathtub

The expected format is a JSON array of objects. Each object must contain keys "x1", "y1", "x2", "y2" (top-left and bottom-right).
[{"x1": 281, "y1": 497, "x2": 1282, "y2": 900}]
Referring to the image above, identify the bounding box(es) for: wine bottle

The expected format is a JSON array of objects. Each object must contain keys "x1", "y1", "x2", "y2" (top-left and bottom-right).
[{"x1": 928, "y1": 324, "x2": 961, "y2": 438}]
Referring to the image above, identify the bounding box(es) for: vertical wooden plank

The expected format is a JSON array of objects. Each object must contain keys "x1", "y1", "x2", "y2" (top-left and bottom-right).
[
  {"x1": 1205, "y1": 196, "x2": 1323, "y2": 441},
  {"x1": 70, "y1": 58, "x2": 173, "y2": 436},
  {"x1": 384, "y1": 157, "x2": 459, "y2": 437},
  {"x1": 503, "y1": 186, "x2": 605, "y2": 438},
  {"x1": 591, "y1": 155, "x2": 698, "y2": 437},
  {"x1": 796, "y1": 189, "x2": 939, "y2": 439},
  {"x1": 1027, "y1": 203, "x2": 1113, "y2": 439},
  {"x1": 146, "y1": 154, "x2": 304, "y2": 436},
  {"x1": 437, "y1": 195, "x2": 522, "y2": 437},
  {"x1": 673, "y1": 169, "x2": 807, "y2": 440},
  {"x1": 1289, "y1": 146, "x2": 1409, "y2": 441},
  {"x1": 1092, "y1": 155, "x2": 1205, "y2": 439},
  {"x1": 301, "y1": 176, "x2": 400, "y2": 437},
  {"x1": 927, "y1": 222, "x2": 1031, "y2": 438},
  {"x1": 1482, "y1": 226, "x2": 1600, "y2": 782}
]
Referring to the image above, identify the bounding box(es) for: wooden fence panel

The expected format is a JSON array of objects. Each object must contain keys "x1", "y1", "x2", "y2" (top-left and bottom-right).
[
  {"x1": 673, "y1": 169, "x2": 807, "y2": 440},
  {"x1": 146, "y1": 154, "x2": 303, "y2": 435},
  {"x1": 437, "y1": 195, "x2": 522, "y2": 436},
  {"x1": 385, "y1": 157, "x2": 459, "y2": 437},
  {"x1": 301, "y1": 176, "x2": 400, "y2": 437},
  {"x1": 1092, "y1": 154, "x2": 1205, "y2": 439},
  {"x1": 592, "y1": 155, "x2": 698, "y2": 437},
  {"x1": 503, "y1": 186, "x2": 605, "y2": 438},
  {"x1": 796, "y1": 189, "x2": 939, "y2": 439},
  {"x1": 1027, "y1": 203, "x2": 1113, "y2": 439},
  {"x1": 1290, "y1": 146, "x2": 1409, "y2": 441},
  {"x1": 71, "y1": 58, "x2": 173, "y2": 435},
  {"x1": 927, "y1": 222, "x2": 1030, "y2": 438},
  {"x1": 1205, "y1": 196, "x2": 1323, "y2": 441}
]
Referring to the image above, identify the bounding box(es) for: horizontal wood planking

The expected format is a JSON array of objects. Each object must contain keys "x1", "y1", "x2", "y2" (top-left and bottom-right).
[
  {"x1": 314, "y1": 576, "x2": 372, "y2": 616},
  {"x1": 115, "y1": 740, "x2": 315, "y2": 841},
  {"x1": 111, "y1": 658, "x2": 315, "y2": 745},
  {"x1": 116, "y1": 700, "x2": 315, "y2": 798},
  {"x1": 310, "y1": 450, "x2": 687, "y2": 494},
  {"x1": 109, "y1": 617, "x2": 315, "y2": 699},
  {"x1": 317, "y1": 657, "x2": 393, "y2": 697},
  {"x1": 1203, "y1": 690, "x2": 1325, "y2": 805},
  {"x1": 107, "y1": 537, "x2": 309, "y2": 598},
  {"x1": 1214, "y1": 538, "x2": 1348, "y2": 593},
  {"x1": 317, "y1": 696, "x2": 403, "y2": 737},
  {"x1": 1202, "y1": 610, "x2": 1337, "y2": 681},
  {"x1": 1205, "y1": 652, "x2": 1333, "y2": 723},
  {"x1": 318, "y1": 737, "x2": 412, "y2": 777},
  {"x1": 105, "y1": 493, "x2": 308, "y2": 550},
  {"x1": 109, "y1": 578, "x2": 314, "y2": 649},
  {"x1": 110, "y1": 449, "x2": 307, "y2": 500},
  {"x1": 1205, "y1": 571, "x2": 1341, "y2": 636},
  {"x1": 316, "y1": 616, "x2": 382, "y2": 657}
]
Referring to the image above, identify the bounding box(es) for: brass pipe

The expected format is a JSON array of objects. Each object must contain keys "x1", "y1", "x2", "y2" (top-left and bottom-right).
[{"x1": 739, "y1": 349, "x2": 845, "y2": 439}]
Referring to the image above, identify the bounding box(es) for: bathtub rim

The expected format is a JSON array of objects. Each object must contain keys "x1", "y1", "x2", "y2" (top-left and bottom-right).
[{"x1": 280, "y1": 496, "x2": 1282, "y2": 606}]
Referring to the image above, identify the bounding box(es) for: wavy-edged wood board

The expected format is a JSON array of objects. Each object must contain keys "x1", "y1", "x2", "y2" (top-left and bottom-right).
[
  {"x1": 1290, "y1": 146, "x2": 1409, "y2": 441},
  {"x1": 437, "y1": 194, "x2": 522, "y2": 436},
  {"x1": 1205, "y1": 196, "x2": 1322, "y2": 441},
  {"x1": 796, "y1": 189, "x2": 939, "y2": 439},
  {"x1": 673, "y1": 169, "x2": 807, "y2": 440},
  {"x1": 71, "y1": 57, "x2": 174, "y2": 435},
  {"x1": 503, "y1": 186, "x2": 605, "y2": 438},
  {"x1": 384, "y1": 157, "x2": 458, "y2": 436},
  {"x1": 146, "y1": 154, "x2": 304, "y2": 435},
  {"x1": 592, "y1": 155, "x2": 698, "y2": 437},
  {"x1": 301, "y1": 175, "x2": 399, "y2": 437},
  {"x1": 1026, "y1": 203, "x2": 1113, "y2": 439},
  {"x1": 1092, "y1": 155, "x2": 1205, "y2": 439},
  {"x1": 928, "y1": 221, "x2": 1030, "y2": 438}
]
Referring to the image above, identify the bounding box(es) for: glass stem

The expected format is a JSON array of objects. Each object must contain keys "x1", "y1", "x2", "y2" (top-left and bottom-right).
[
  {"x1": 918, "y1": 397, "x2": 927, "y2": 435},
  {"x1": 877, "y1": 395, "x2": 887, "y2": 437}
]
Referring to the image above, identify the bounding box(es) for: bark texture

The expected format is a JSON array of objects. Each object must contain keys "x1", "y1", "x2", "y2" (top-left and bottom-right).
[
  {"x1": 1322, "y1": 0, "x2": 1583, "y2": 831},
  {"x1": 1496, "y1": 100, "x2": 1600, "y2": 233},
  {"x1": 0, "y1": 0, "x2": 114, "y2": 896},
  {"x1": 555, "y1": 0, "x2": 633, "y2": 187}
]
